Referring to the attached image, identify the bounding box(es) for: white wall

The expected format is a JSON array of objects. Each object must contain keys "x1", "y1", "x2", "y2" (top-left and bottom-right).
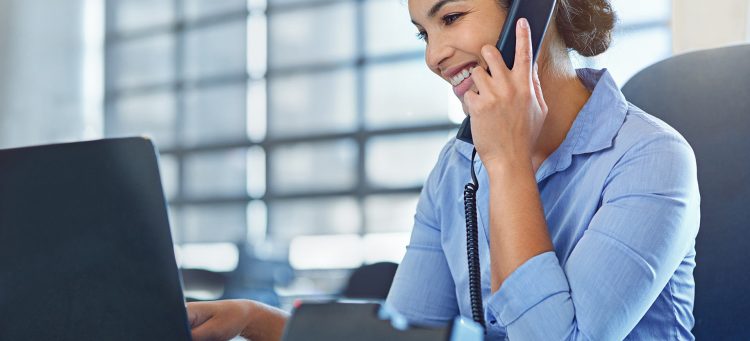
[
  {"x1": 0, "y1": 0, "x2": 102, "y2": 149},
  {"x1": 673, "y1": 0, "x2": 750, "y2": 53}
]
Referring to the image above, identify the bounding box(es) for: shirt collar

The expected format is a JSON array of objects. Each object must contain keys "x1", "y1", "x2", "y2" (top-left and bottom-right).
[
  {"x1": 567, "y1": 68, "x2": 628, "y2": 155},
  {"x1": 455, "y1": 68, "x2": 628, "y2": 166}
]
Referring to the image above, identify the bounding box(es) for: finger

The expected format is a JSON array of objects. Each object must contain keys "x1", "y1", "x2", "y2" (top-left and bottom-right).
[
  {"x1": 513, "y1": 18, "x2": 533, "y2": 81},
  {"x1": 187, "y1": 302, "x2": 212, "y2": 328},
  {"x1": 481, "y1": 44, "x2": 509, "y2": 78},
  {"x1": 191, "y1": 321, "x2": 222, "y2": 341},
  {"x1": 462, "y1": 88, "x2": 479, "y2": 111},
  {"x1": 469, "y1": 65, "x2": 491, "y2": 95},
  {"x1": 192, "y1": 317, "x2": 242, "y2": 341},
  {"x1": 532, "y1": 63, "x2": 548, "y2": 113}
]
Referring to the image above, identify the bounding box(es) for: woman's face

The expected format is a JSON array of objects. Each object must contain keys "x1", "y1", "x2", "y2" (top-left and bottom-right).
[{"x1": 409, "y1": 0, "x2": 507, "y2": 111}]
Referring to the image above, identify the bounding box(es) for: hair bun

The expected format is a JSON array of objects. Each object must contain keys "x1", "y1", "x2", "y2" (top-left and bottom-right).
[{"x1": 555, "y1": 0, "x2": 617, "y2": 57}]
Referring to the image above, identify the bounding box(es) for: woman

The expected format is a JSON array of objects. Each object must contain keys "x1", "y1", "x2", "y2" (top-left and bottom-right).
[{"x1": 187, "y1": 0, "x2": 700, "y2": 340}]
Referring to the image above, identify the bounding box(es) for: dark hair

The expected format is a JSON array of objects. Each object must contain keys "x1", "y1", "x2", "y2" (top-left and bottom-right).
[
  {"x1": 500, "y1": 0, "x2": 617, "y2": 57},
  {"x1": 555, "y1": 0, "x2": 617, "y2": 56}
]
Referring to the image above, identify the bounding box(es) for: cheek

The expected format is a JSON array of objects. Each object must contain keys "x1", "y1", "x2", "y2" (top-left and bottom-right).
[
  {"x1": 425, "y1": 56, "x2": 440, "y2": 77},
  {"x1": 429, "y1": 66, "x2": 441, "y2": 77}
]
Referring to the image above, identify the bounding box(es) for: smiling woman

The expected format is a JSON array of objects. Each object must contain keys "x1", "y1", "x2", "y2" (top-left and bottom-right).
[
  {"x1": 386, "y1": 0, "x2": 699, "y2": 340},
  {"x1": 182, "y1": 1, "x2": 700, "y2": 340}
]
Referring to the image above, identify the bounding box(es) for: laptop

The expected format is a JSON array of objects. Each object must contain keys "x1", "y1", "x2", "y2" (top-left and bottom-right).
[{"x1": 0, "y1": 137, "x2": 192, "y2": 341}]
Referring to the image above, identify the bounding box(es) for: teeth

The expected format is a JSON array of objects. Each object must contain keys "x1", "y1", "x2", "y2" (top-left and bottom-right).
[{"x1": 450, "y1": 66, "x2": 474, "y2": 86}]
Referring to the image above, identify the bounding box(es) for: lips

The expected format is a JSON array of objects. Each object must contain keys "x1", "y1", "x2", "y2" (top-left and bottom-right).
[
  {"x1": 452, "y1": 72, "x2": 475, "y2": 99},
  {"x1": 443, "y1": 62, "x2": 478, "y2": 81},
  {"x1": 442, "y1": 62, "x2": 479, "y2": 99}
]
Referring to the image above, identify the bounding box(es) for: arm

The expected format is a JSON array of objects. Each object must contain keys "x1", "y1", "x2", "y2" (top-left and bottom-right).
[
  {"x1": 186, "y1": 142, "x2": 458, "y2": 340},
  {"x1": 485, "y1": 132, "x2": 700, "y2": 340},
  {"x1": 385, "y1": 142, "x2": 460, "y2": 327},
  {"x1": 463, "y1": 18, "x2": 554, "y2": 291},
  {"x1": 485, "y1": 154, "x2": 552, "y2": 291},
  {"x1": 385, "y1": 206, "x2": 460, "y2": 327}
]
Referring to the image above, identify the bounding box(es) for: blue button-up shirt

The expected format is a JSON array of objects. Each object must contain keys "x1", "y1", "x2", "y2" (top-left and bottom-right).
[{"x1": 386, "y1": 68, "x2": 700, "y2": 340}]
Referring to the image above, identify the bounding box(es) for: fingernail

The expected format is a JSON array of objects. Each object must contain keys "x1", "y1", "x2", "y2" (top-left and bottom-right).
[{"x1": 518, "y1": 18, "x2": 529, "y2": 29}]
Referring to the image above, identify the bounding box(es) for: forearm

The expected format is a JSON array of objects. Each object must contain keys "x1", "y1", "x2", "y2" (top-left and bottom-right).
[
  {"x1": 241, "y1": 301, "x2": 290, "y2": 341},
  {"x1": 485, "y1": 156, "x2": 553, "y2": 292}
]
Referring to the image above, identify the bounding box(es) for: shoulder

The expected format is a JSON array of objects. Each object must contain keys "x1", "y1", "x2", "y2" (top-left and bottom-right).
[
  {"x1": 423, "y1": 137, "x2": 466, "y2": 188},
  {"x1": 605, "y1": 103, "x2": 699, "y2": 194},
  {"x1": 613, "y1": 103, "x2": 696, "y2": 163},
  {"x1": 618, "y1": 103, "x2": 690, "y2": 146},
  {"x1": 413, "y1": 137, "x2": 464, "y2": 228},
  {"x1": 417, "y1": 137, "x2": 473, "y2": 213}
]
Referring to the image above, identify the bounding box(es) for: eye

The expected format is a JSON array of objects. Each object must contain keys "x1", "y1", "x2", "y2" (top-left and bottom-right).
[
  {"x1": 442, "y1": 12, "x2": 464, "y2": 25},
  {"x1": 415, "y1": 12, "x2": 465, "y2": 43}
]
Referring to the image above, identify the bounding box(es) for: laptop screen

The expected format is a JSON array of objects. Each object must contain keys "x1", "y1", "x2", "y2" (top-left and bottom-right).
[{"x1": 0, "y1": 138, "x2": 191, "y2": 341}]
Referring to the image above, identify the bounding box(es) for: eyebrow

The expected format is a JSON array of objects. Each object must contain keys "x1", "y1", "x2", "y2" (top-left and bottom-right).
[{"x1": 411, "y1": 0, "x2": 465, "y2": 26}]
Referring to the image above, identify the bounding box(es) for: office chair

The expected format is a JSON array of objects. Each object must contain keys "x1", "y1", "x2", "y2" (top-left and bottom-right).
[
  {"x1": 342, "y1": 262, "x2": 399, "y2": 300},
  {"x1": 621, "y1": 44, "x2": 750, "y2": 340},
  {"x1": 181, "y1": 269, "x2": 228, "y2": 302}
]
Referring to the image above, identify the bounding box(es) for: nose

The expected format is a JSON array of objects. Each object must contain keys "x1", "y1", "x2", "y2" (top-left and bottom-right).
[{"x1": 425, "y1": 33, "x2": 452, "y2": 76}]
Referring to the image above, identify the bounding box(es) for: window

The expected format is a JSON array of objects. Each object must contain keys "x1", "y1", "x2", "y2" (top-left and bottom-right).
[{"x1": 105, "y1": 0, "x2": 674, "y2": 297}]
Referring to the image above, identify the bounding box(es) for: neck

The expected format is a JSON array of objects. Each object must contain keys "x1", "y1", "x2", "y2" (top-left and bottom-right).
[{"x1": 531, "y1": 56, "x2": 591, "y2": 171}]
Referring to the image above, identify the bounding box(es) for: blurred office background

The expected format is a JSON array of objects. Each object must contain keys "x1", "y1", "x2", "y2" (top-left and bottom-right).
[{"x1": 1, "y1": 0, "x2": 748, "y2": 307}]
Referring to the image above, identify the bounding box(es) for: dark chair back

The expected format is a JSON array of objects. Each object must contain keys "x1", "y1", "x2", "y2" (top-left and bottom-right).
[
  {"x1": 343, "y1": 262, "x2": 399, "y2": 300},
  {"x1": 621, "y1": 44, "x2": 750, "y2": 340}
]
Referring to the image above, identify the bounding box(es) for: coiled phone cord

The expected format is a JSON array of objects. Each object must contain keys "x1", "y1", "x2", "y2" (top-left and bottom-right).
[{"x1": 464, "y1": 148, "x2": 486, "y2": 329}]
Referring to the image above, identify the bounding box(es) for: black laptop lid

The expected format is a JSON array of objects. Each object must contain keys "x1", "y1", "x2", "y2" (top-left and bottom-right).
[{"x1": 0, "y1": 137, "x2": 191, "y2": 341}]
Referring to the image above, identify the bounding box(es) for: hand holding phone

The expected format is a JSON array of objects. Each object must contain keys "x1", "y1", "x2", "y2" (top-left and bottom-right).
[
  {"x1": 458, "y1": 0, "x2": 557, "y2": 330},
  {"x1": 456, "y1": 0, "x2": 557, "y2": 145}
]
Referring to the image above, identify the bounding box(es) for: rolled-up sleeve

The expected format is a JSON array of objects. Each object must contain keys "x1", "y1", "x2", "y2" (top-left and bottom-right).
[
  {"x1": 385, "y1": 142, "x2": 459, "y2": 327},
  {"x1": 485, "y1": 132, "x2": 701, "y2": 340}
]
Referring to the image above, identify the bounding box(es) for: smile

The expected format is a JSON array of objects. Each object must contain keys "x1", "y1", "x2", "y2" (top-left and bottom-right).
[{"x1": 450, "y1": 66, "x2": 475, "y2": 87}]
